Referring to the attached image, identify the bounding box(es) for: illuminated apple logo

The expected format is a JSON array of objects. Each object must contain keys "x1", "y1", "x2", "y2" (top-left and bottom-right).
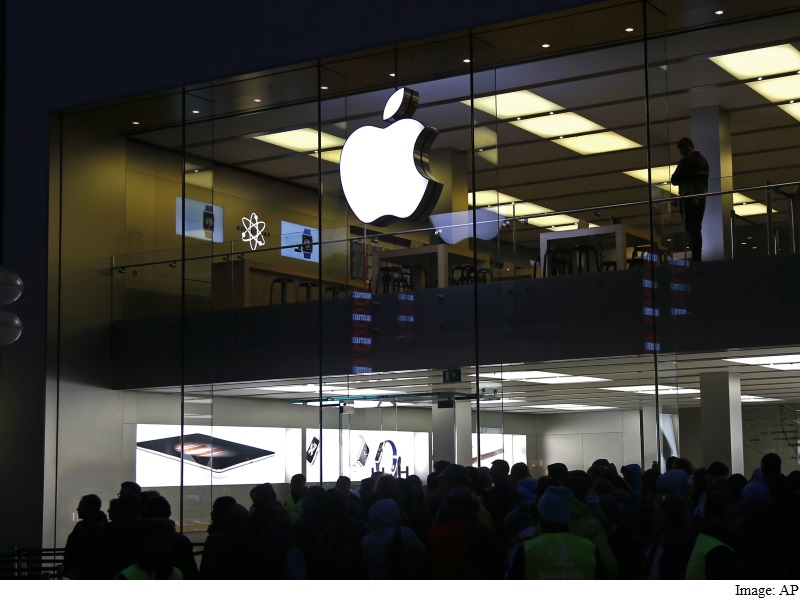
[{"x1": 340, "y1": 88, "x2": 443, "y2": 226}]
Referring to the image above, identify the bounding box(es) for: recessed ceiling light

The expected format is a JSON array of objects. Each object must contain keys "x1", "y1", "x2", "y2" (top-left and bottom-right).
[
  {"x1": 542, "y1": 43, "x2": 550, "y2": 48},
  {"x1": 320, "y1": 85, "x2": 329, "y2": 90},
  {"x1": 463, "y1": 58, "x2": 471, "y2": 63},
  {"x1": 715, "y1": 10, "x2": 724, "y2": 15},
  {"x1": 522, "y1": 375, "x2": 610, "y2": 384},
  {"x1": 254, "y1": 128, "x2": 345, "y2": 164},
  {"x1": 389, "y1": 73, "x2": 396, "y2": 77},
  {"x1": 625, "y1": 27, "x2": 634, "y2": 32},
  {"x1": 254, "y1": 98, "x2": 262, "y2": 103},
  {"x1": 131, "y1": 121, "x2": 140, "y2": 125},
  {"x1": 192, "y1": 110, "x2": 199, "y2": 114},
  {"x1": 533, "y1": 404, "x2": 615, "y2": 411},
  {"x1": 514, "y1": 112, "x2": 604, "y2": 138}
]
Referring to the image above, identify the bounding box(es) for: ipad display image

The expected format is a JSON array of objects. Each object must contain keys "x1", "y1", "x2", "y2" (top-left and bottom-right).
[{"x1": 137, "y1": 433, "x2": 274, "y2": 472}]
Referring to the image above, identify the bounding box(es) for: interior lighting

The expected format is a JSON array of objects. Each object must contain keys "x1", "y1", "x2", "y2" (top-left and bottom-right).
[
  {"x1": 513, "y1": 112, "x2": 603, "y2": 138},
  {"x1": 542, "y1": 43, "x2": 551, "y2": 48},
  {"x1": 254, "y1": 98, "x2": 262, "y2": 102},
  {"x1": 522, "y1": 375, "x2": 610, "y2": 384},
  {"x1": 625, "y1": 27, "x2": 634, "y2": 32},
  {"x1": 600, "y1": 384, "x2": 699, "y2": 394},
  {"x1": 747, "y1": 74, "x2": 800, "y2": 103},
  {"x1": 192, "y1": 110, "x2": 200, "y2": 114},
  {"x1": 715, "y1": 10, "x2": 724, "y2": 15},
  {"x1": 725, "y1": 354, "x2": 800, "y2": 369},
  {"x1": 466, "y1": 91, "x2": 563, "y2": 120},
  {"x1": 779, "y1": 102, "x2": 800, "y2": 122},
  {"x1": 254, "y1": 128, "x2": 345, "y2": 164},
  {"x1": 532, "y1": 404, "x2": 615, "y2": 411},
  {"x1": 553, "y1": 131, "x2": 640, "y2": 155},
  {"x1": 710, "y1": 44, "x2": 800, "y2": 80},
  {"x1": 463, "y1": 58, "x2": 471, "y2": 63},
  {"x1": 132, "y1": 121, "x2": 140, "y2": 125},
  {"x1": 389, "y1": 73, "x2": 396, "y2": 77}
]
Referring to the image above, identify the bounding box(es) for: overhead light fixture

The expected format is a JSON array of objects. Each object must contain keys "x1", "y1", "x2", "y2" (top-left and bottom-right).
[
  {"x1": 254, "y1": 128, "x2": 345, "y2": 164},
  {"x1": 747, "y1": 74, "x2": 800, "y2": 103},
  {"x1": 320, "y1": 85, "x2": 329, "y2": 90},
  {"x1": 625, "y1": 27, "x2": 634, "y2": 32},
  {"x1": 259, "y1": 384, "x2": 344, "y2": 394},
  {"x1": 463, "y1": 58, "x2": 471, "y2": 63},
  {"x1": 553, "y1": 131, "x2": 640, "y2": 155},
  {"x1": 542, "y1": 43, "x2": 551, "y2": 48},
  {"x1": 389, "y1": 73, "x2": 396, "y2": 77},
  {"x1": 725, "y1": 354, "x2": 800, "y2": 369},
  {"x1": 710, "y1": 44, "x2": 800, "y2": 80},
  {"x1": 472, "y1": 399, "x2": 524, "y2": 405},
  {"x1": 715, "y1": 10, "x2": 724, "y2": 15},
  {"x1": 522, "y1": 375, "x2": 610, "y2": 384},
  {"x1": 779, "y1": 101, "x2": 800, "y2": 122},
  {"x1": 601, "y1": 384, "x2": 700, "y2": 394},
  {"x1": 192, "y1": 110, "x2": 200, "y2": 114},
  {"x1": 254, "y1": 98, "x2": 262, "y2": 102},
  {"x1": 513, "y1": 112, "x2": 603, "y2": 138},
  {"x1": 623, "y1": 165, "x2": 676, "y2": 191},
  {"x1": 734, "y1": 202, "x2": 775, "y2": 217},
  {"x1": 131, "y1": 121, "x2": 140, "y2": 125},
  {"x1": 478, "y1": 370, "x2": 567, "y2": 380},
  {"x1": 465, "y1": 91, "x2": 563, "y2": 120},
  {"x1": 532, "y1": 404, "x2": 615, "y2": 411}
]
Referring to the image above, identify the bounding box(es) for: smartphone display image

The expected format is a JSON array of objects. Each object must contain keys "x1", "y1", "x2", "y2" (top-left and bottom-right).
[
  {"x1": 351, "y1": 435, "x2": 369, "y2": 469},
  {"x1": 306, "y1": 437, "x2": 321, "y2": 464},
  {"x1": 137, "y1": 433, "x2": 274, "y2": 473}
]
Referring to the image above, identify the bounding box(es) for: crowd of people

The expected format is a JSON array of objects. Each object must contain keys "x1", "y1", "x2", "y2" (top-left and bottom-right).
[{"x1": 63, "y1": 453, "x2": 800, "y2": 579}]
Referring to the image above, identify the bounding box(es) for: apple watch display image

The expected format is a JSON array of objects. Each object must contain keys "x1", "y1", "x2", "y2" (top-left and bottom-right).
[
  {"x1": 374, "y1": 439, "x2": 399, "y2": 476},
  {"x1": 137, "y1": 433, "x2": 275, "y2": 473},
  {"x1": 203, "y1": 204, "x2": 215, "y2": 239},
  {"x1": 294, "y1": 227, "x2": 314, "y2": 260},
  {"x1": 351, "y1": 435, "x2": 369, "y2": 469},
  {"x1": 306, "y1": 436, "x2": 321, "y2": 465}
]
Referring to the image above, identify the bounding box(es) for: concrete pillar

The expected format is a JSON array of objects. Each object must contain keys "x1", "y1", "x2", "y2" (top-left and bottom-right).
[
  {"x1": 690, "y1": 106, "x2": 733, "y2": 261},
  {"x1": 699, "y1": 372, "x2": 744, "y2": 474},
  {"x1": 677, "y1": 406, "x2": 703, "y2": 467},
  {"x1": 431, "y1": 398, "x2": 472, "y2": 465}
]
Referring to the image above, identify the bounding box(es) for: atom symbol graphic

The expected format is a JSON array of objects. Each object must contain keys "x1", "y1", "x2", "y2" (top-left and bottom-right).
[{"x1": 241, "y1": 212, "x2": 266, "y2": 250}]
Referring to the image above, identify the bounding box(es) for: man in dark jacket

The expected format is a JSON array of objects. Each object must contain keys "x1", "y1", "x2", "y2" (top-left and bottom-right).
[{"x1": 671, "y1": 137, "x2": 710, "y2": 262}]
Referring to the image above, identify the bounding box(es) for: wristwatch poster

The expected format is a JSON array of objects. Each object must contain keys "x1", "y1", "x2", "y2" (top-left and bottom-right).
[
  {"x1": 203, "y1": 205, "x2": 215, "y2": 239},
  {"x1": 374, "y1": 439, "x2": 399, "y2": 476},
  {"x1": 294, "y1": 227, "x2": 314, "y2": 259}
]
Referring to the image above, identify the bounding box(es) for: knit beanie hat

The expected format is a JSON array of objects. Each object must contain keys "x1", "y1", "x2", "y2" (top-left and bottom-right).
[{"x1": 537, "y1": 485, "x2": 574, "y2": 524}]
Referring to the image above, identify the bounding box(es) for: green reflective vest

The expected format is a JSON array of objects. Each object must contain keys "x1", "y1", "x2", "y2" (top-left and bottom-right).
[
  {"x1": 685, "y1": 532, "x2": 732, "y2": 579},
  {"x1": 285, "y1": 493, "x2": 304, "y2": 523},
  {"x1": 523, "y1": 532, "x2": 596, "y2": 579},
  {"x1": 116, "y1": 563, "x2": 183, "y2": 580}
]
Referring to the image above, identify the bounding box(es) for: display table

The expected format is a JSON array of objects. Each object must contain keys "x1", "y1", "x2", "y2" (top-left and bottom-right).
[
  {"x1": 539, "y1": 223, "x2": 660, "y2": 274},
  {"x1": 371, "y1": 244, "x2": 490, "y2": 291}
]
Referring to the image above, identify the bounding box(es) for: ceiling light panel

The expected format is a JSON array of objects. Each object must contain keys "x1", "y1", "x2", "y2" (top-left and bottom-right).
[
  {"x1": 513, "y1": 112, "x2": 603, "y2": 138},
  {"x1": 467, "y1": 91, "x2": 563, "y2": 119},
  {"x1": 779, "y1": 102, "x2": 800, "y2": 122},
  {"x1": 254, "y1": 128, "x2": 345, "y2": 164},
  {"x1": 553, "y1": 131, "x2": 641, "y2": 155},
  {"x1": 532, "y1": 404, "x2": 615, "y2": 411},
  {"x1": 724, "y1": 354, "x2": 800, "y2": 365},
  {"x1": 470, "y1": 190, "x2": 525, "y2": 207},
  {"x1": 601, "y1": 384, "x2": 700, "y2": 394},
  {"x1": 521, "y1": 376, "x2": 611, "y2": 384},
  {"x1": 710, "y1": 44, "x2": 800, "y2": 80},
  {"x1": 746, "y1": 74, "x2": 800, "y2": 103}
]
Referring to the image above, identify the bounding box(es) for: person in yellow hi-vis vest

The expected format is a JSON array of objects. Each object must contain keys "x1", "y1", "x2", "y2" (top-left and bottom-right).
[
  {"x1": 509, "y1": 486, "x2": 599, "y2": 579},
  {"x1": 285, "y1": 473, "x2": 307, "y2": 523}
]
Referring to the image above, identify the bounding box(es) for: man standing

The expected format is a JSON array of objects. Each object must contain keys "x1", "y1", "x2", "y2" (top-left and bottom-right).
[{"x1": 671, "y1": 137, "x2": 710, "y2": 262}]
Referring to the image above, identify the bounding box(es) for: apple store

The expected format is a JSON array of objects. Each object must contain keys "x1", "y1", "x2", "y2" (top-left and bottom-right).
[{"x1": 45, "y1": 1, "x2": 800, "y2": 543}]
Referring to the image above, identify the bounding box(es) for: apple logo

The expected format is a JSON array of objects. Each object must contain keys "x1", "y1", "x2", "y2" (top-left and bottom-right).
[{"x1": 339, "y1": 88, "x2": 443, "y2": 226}]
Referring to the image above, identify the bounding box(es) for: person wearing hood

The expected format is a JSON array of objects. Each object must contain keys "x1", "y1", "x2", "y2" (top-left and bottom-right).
[{"x1": 361, "y1": 498, "x2": 426, "y2": 579}]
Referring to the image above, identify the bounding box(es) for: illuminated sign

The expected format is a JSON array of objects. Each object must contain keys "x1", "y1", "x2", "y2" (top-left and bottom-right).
[
  {"x1": 339, "y1": 88, "x2": 443, "y2": 226},
  {"x1": 241, "y1": 212, "x2": 266, "y2": 250}
]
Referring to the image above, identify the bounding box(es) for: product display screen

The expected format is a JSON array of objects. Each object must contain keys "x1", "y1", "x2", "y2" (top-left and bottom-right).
[
  {"x1": 280, "y1": 220, "x2": 319, "y2": 263},
  {"x1": 136, "y1": 424, "x2": 298, "y2": 487},
  {"x1": 175, "y1": 196, "x2": 224, "y2": 243}
]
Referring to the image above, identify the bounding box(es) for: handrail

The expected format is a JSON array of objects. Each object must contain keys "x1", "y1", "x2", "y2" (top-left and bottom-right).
[{"x1": 111, "y1": 179, "x2": 800, "y2": 271}]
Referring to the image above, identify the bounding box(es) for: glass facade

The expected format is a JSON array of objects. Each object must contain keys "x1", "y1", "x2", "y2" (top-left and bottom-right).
[{"x1": 52, "y1": 1, "x2": 800, "y2": 542}]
